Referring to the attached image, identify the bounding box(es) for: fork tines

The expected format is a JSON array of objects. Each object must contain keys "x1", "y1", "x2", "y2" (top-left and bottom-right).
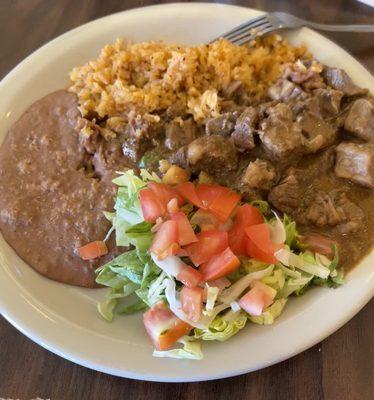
[{"x1": 213, "y1": 14, "x2": 274, "y2": 45}]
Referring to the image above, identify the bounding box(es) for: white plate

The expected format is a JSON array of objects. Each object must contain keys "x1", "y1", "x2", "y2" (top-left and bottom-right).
[{"x1": 0, "y1": 3, "x2": 373, "y2": 382}]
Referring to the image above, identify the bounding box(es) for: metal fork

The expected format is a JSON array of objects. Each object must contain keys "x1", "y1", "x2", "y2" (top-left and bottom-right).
[{"x1": 214, "y1": 12, "x2": 374, "y2": 45}]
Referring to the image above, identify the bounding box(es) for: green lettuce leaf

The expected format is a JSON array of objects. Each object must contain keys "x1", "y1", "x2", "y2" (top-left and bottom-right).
[
  {"x1": 125, "y1": 221, "x2": 153, "y2": 251},
  {"x1": 153, "y1": 336, "x2": 203, "y2": 360},
  {"x1": 249, "y1": 299, "x2": 288, "y2": 325},
  {"x1": 193, "y1": 311, "x2": 247, "y2": 342},
  {"x1": 117, "y1": 299, "x2": 148, "y2": 314}
]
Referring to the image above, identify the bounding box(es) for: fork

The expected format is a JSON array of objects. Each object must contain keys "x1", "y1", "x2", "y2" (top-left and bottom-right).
[{"x1": 214, "y1": 12, "x2": 374, "y2": 45}]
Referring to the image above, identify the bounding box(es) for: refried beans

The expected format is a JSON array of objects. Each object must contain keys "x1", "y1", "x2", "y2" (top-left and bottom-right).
[{"x1": 0, "y1": 90, "x2": 129, "y2": 287}]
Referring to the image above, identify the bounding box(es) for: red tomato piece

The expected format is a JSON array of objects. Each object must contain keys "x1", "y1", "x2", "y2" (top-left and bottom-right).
[
  {"x1": 150, "y1": 220, "x2": 178, "y2": 259},
  {"x1": 180, "y1": 286, "x2": 204, "y2": 322},
  {"x1": 78, "y1": 240, "x2": 108, "y2": 260},
  {"x1": 245, "y1": 224, "x2": 282, "y2": 264},
  {"x1": 184, "y1": 230, "x2": 228, "y2": 266},
  {"x1": 200, "y1": 247, "x2": 240, "y2": 281},
  {"x1": 171, "y1": 212, "x2": 198, "y2": 246},
  {"x1": 209, "y1": 189, "x2": 241, "y2": 223},
  {"x1": 177, "y1": 265, "x2": 203, "y2": 288},
  {"x1": 239, "y1": 281, "x2": 276, "y2": 316},
  {"x1": 196, "y1": 184, "x2": 226, "y2": 208},
  {"x1": 228, "y1": 204, "x2": 264, "y2": 256},
  {"x1": 175, "y1": 182, "x2": 206, "y2": 209},
  {"x1": 148, "y1": 182, "x2": 184, "y2": 207},
  {"x1": 139, "y1": 188, "x2": 165, "y2": 223},
  {"x1": 143, "y1": 301, "x2": 192, "y2": 350},
  {"x1": 300, "y1": 233, "x2": 337, "y2": 258}
]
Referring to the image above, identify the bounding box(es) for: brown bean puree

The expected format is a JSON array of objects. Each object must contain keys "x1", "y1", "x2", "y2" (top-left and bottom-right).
[{"x1": 0, "y1": 91, "x2": 128, "y2": 287}]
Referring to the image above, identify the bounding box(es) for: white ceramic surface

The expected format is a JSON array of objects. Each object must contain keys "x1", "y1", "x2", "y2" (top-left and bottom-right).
[{"x1": 0, "y1": 3, "x2": 373, "y2": 383}]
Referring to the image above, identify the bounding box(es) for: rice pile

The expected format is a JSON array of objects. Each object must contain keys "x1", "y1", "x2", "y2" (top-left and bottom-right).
[{"x1": 69, "y1": 35, "x2": 307, "y2": 122}]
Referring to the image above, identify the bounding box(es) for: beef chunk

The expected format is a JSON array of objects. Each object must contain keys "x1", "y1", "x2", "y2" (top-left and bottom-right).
[
  {"x1": 165, "y1": 118, "x2": 197, "y2": 151},
  {"x1": 335, "y1": 142, "x2": 374, "y2": 189},
  {"x1": 268, "y1": 172, "x2": 301, "y2": 216},
  {"x1": 241, "y1": 159, "x2": 276, "y2": 192},
  {"x1": 314, "y1": 88, "x2": 343, "y2": 116},
  {"x1": 258, "y1": 103, "x2": 304, "y2": 160},
  {"x1": 298, "y1": 112, "x2": 337, "y2": 153},
  {"x1": 231, "y1": 107, "x2": 258, "y2": 150},
  {"x1": 283, "y1": 60, "x2": 325, "y2": 91},
  {"x1": 268, "y1": 79, "x2": 303, "y2": 102},
  {"x1": 187, "y1": 135, "x2": 238, "y2": 174},
  {"x1": 344, "y1": 98, "x2": 374, "y2": 141},
  {"x1": 168, "y1": 146, "x2": 189, "y2": 169},
  {"x1": 205, "y1": 112, "x2": 237, "y2": 136},
  {"x1": 305, "y1": 191, "x2": 364, "y2": 233},
  {"x1": 323, "y1": 67, "x2": 367, "y2": 97}
]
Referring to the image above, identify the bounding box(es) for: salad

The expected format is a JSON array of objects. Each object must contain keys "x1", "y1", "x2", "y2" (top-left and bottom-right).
[{"x1": 78, "y1": 166, "x2": 343, "y2": 360}]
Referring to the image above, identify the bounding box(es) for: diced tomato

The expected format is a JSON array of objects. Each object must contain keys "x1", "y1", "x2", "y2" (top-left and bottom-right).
[
  {"x1": 150, "y1": 220, "x2": 179, "y2": 260},
  {"x1": 190, "y1": 209, "x2": 220, "y2": 231},
  {"x1": 200, "y1": 247, "x2": 240, "y2": 281},
  {"x1": 78, "y1": 240, "x2": 108, "y2": 260},
  {"x1": 180, "y1": 286, "x2": 204, "y2": 322},
  {"x1": 238, "y1": 281, "x2": 276, "y2": 316},
  {"x1": 236, "y1": 204, "x2": 264, "y2": 227},
  {"x1": 148, "y1": 182, "x2": 184, "y2": 207},
  {"x1": 167, "y1": 198, "x2": 179, "y2": 214},
  {"x1": 196, "y1": 184, "x2": 225, "y2": 208},
  {"x1": 184, "y1": 230, "x2": 228, "y2": 266},
  {"x1": 177, "y1": 265, "x2": 202, "y2": 288},
  {"x1": 175, "y1": 182, "x2": 206, "y2": 209},
  {"x1": 228, "y1": 205, "x2": 264, "y2": 256},
  {"x1": 300, "y1": 233, "x2": 337, "y2": 258},
  {"x1": 139, "y1": 188, "x2": 165, "y2": 223},
  {"x1": 143, "y1": 301, "x2": 192, "y2": 350},
  {"x1": 171, "y1": 212, "x2": 198, "y2": 246},
  {"x1": 245, "y1": 224, "x2": 282, "y2": 264},
  {"x1": 209, "y1": 189, "x2": 241, "y2": 222}
]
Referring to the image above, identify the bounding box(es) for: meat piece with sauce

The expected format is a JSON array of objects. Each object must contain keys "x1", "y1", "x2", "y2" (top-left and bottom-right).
[
  {"x1": 258, "y1": 103, "x2": 304, "y2": 161},
  {"x1": 240, "y1": 159, "x2": 276, "y2": 192},
  {"x1": 205, "y1": 112, "x2": 237, "y2": 136},
  {"x1": 187, "y1": 135, "x2": 238, "y2": 175},
  {"x1": 165, "y1": 118, "x2": 198, "y2": 151},
  {"x1": 231, "y1": 107, "x2": 258, "y2": 150},
  {"x1": 335, "y1": 142, "x2": 374, "y2": 189},
  {"x1": 344, "y1": 98, "x2": 374, "y2": 141},
  {"x1": 323, "y1": 67, "x2": 368, "y2": 97}
]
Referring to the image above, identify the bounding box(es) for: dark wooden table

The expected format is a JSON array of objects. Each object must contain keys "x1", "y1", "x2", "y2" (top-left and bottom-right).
[{"x1": 0, "y1": 1, "x2": 373, "y2": 399}]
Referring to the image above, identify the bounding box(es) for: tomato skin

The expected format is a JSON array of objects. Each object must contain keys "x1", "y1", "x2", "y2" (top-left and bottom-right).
[
  {"x1": 184, "y1": 230, "x2": 228, "y2": 267},
  {"x1": 139, "y1": 188, "x2": 165, "y2": 223},
  {"x1": 143, "y1": 301, "x2": 192, "y2": 350},
  {"x1": 171, "y1": 212, "x2": 198, "y2": 246},
  {"x1": 177, "y1": 265, "x2": 203, "y2": 288},
  {"x1": 78, "y1": 240, "x2": 108, "y2": 260},
  {"x1": 200, "y1": 247, "x2": 240, "y2": 281},
  {"x1": 245, "y1": 224, "x2": 282, "y2": 264},
  {"x1": 209, "y1": 189, "x2": 241, "y2": 222},
  {"x1": 175, "y1": 182, "x2": 206, "y2": 209},
  {"x1": 150, "y1": 220, "x2": 179, "y2": 260},
  {"x1": 180, "y1": 286, "x2": 204, "y2": 322},
  {"x1": 228, "y1": 204, "x2": 264, "y2": 256},
  {"x1": 238, "y1": 281, "x2": 276, "y2": 316},
  {"x1": 196, "y1": 184, "x2": 225, "y2": 208},
  {"x1": 148, "y1": 182, "x2": 184, "y2": 207},
  {"x1": 300, "y1": 234, "x2": 337, "y2": 258}
]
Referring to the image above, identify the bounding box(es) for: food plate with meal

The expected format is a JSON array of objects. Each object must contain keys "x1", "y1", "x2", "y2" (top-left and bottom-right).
[{"x1": 0, "y1": 3, "x2": 373, "y2": 382}]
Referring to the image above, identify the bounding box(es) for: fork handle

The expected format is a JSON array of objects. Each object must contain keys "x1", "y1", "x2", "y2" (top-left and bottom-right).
[{"x1": 305, "y1": 22, "x2": 374, "y2": 33}]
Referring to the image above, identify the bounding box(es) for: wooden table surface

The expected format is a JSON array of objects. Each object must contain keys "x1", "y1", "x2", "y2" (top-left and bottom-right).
[{"x1": 0, "y1": 0, "x2": 373, "y2": 399}]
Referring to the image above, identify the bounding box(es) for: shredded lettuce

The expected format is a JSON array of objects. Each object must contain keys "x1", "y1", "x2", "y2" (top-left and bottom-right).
[
  {"x1": 203, "y1": 284, "x2": 220, "y2": 317},
  {"x1": 250, "y1": 200, "x2": 271, "y2": 216},
  {"x1": 194, "y1": 311, "x2": 247, "y2": 342},
  {"x1": 153, "y1": 336, "x2": 203, "y2": 360},
  {"x1": 125, "y1": 221, "x2": 153, "y2": 251},
  {"x1": 249, "y1": 299, "x2": 287, "y2": 325}
]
